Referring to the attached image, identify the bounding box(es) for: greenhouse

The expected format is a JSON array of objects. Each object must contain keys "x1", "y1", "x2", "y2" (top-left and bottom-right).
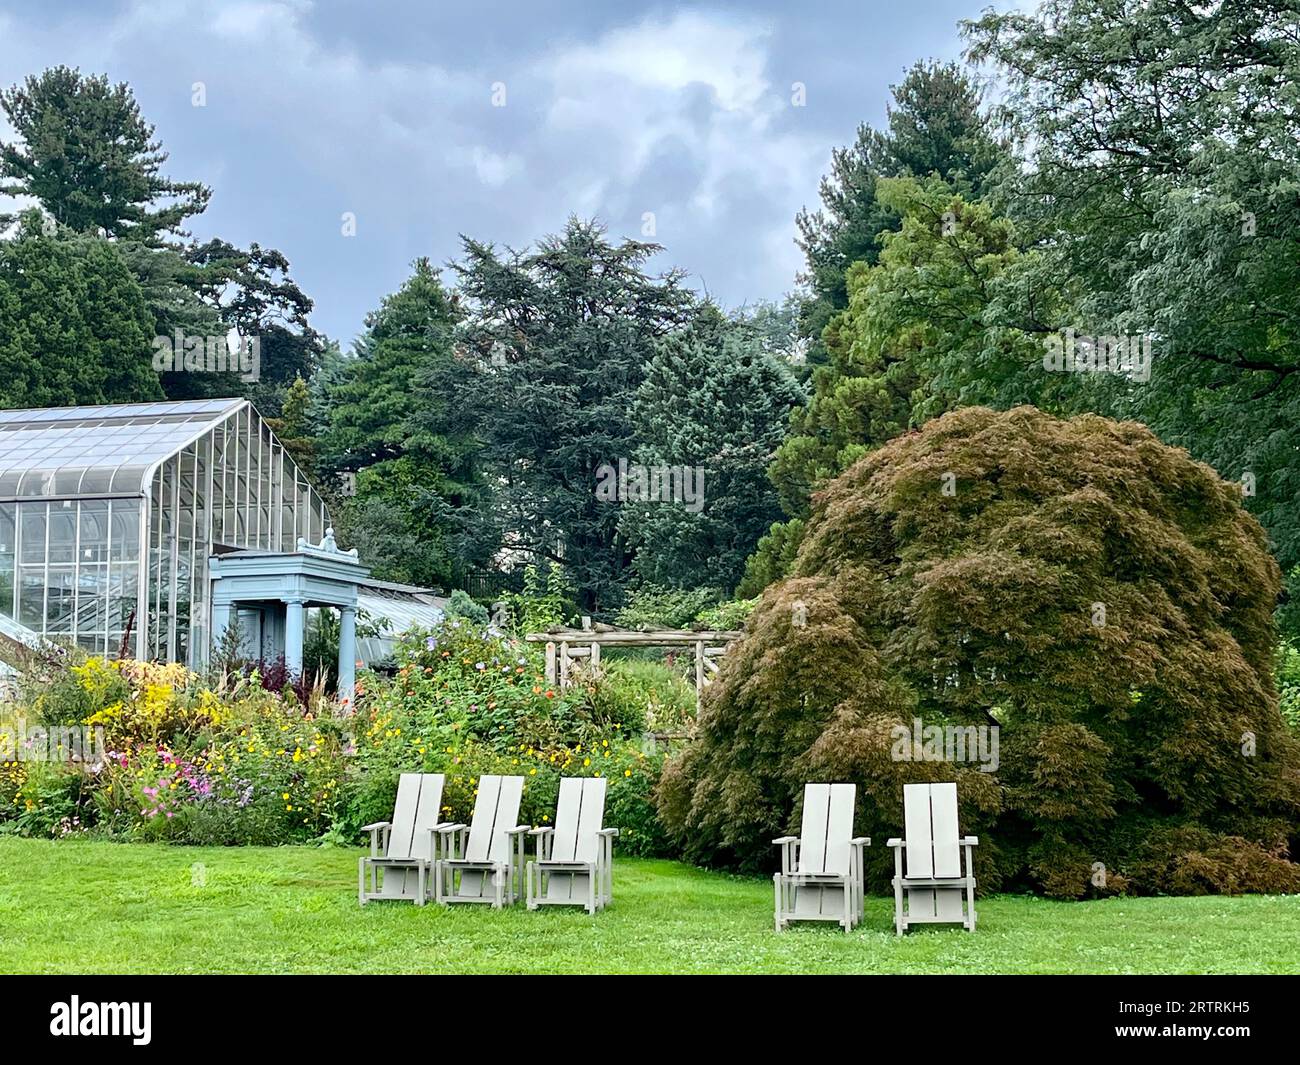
[{"x1": 0, "y1": 398, "x2": 332, "y2": 667}]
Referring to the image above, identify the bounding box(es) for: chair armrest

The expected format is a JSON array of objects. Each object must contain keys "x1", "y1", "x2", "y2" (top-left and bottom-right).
[
  {"x1": 360, "y1": 821, "x2": 391, "y2": 833},
  {"x1": 506, "y1": 825, "x2": 531, "y2": 834},
  {"x1": 771, "y1": 836, "x2": 799, "y2": 846},
  {"x1": 528, "y1": 826, "x2": 554, "y2": 836},
  {"x1": 850, "y1": 837, "x2": 871, "y2": 846},
  {"x1": 436, "y1": 822, "x2": 468, "y2": 834},
  {"x1": 961, "y1": 836, "x2": 979, "y2": 846},
  {"x1": 886, "y1": 838, "x2": 903, "y2": 848},
  {"x1": 597, "y1": 828, "x2": 619, "y2": 838}
]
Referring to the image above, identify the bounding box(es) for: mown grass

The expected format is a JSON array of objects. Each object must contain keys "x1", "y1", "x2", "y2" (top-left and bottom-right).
[{"x1": 0, "y1": 838, "x2": 1295, "y2": 974}]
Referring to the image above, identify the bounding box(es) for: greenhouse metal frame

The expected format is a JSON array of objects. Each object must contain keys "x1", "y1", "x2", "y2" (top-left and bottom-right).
[{"x1": 0, "y1": 398, "x2": 330, "y2": 666}]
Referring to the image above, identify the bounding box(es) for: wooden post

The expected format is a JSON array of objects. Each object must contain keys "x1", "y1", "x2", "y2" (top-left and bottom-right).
[
  {"x1": 590, "y1": 641, "x2": 601, "y2": 674},
  {"x1": 545, "y1": 642, "x2": 557, "y2": 686},
  {"x1": 694, "y1": 640, "x2": 705, "y2": 692},
  {"x1": 559, "y1": 641, "x2": 570, "y2": 689}
]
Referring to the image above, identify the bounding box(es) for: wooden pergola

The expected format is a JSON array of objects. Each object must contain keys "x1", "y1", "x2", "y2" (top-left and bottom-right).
[{"x1": 524, "y1": 625, "x2": 744, "y2": 692}]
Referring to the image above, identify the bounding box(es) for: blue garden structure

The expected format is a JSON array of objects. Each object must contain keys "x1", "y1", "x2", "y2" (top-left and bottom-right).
[{"x1": 0, "y1": 399, "x2": 443, "y2": 689}]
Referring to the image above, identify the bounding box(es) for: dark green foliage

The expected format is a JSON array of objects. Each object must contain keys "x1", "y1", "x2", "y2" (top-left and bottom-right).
[
  {"x1": 180, "y1": 239, "x2": 323, "y2": 410},
  {"x1": 323, "y1": 259, "x2": 483, "y2": 590},
  {"x1": 621, "y1": 305, "x2": 804, "y2": 593},
  {"x1": 447, "y1": 218, "x2": 697, "y2": 612},
  {"x1": 660, "y1": 407, "x2": 1300, "y2": 896},
  {"x1": 964, "y1": 0, "x2": 1300, "y2": 576},
  {"x1": 0, "y1": 215, "x2": 162, "y2": 406},
  {"x1": 736, "y1": 518, "x2": 805, "y2": 599},
  {"x1": 0, "y1": 66, "x2": 210, "y2": 242},
  {"x1": 616, "y1": 586, "x2": 720, "y2": 630},
  {"x1": 752, "y1": 62, "x2": 1009, "y2": 596},
  {"x1": 445, "y1": 589, "x2": 489, "y2": 627},
  {"x1": 793, "y1": 60, "x2": 1005, "y2": 377}
]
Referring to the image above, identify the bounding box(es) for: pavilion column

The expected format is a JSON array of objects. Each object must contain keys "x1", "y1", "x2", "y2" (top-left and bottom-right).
[
  {"x1": 284, "y1": 597, "x2": 306, "y2": 678},
  {"x1": 338, "y1": 605, "x2": 357, "y2": 706}
]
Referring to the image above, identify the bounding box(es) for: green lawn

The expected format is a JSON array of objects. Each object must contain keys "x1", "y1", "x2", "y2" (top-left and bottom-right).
[{"x1": 0, "y1": 838, "x2": 1295, "y2": 974}]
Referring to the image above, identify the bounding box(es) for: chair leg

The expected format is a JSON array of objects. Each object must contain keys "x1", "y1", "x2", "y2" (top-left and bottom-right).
[
  {"x1": 416, "y1": 862, "x2": 425, "y2": 906},
  {"x1": 359, "y1": 857, "x2": 367, "y2": 906},
  {"x1": 526, "y1": 862, "x2": 537, "y2": 911},
  {"x1": 773, "y1": 874, "x2": 783, "y2": 932}
]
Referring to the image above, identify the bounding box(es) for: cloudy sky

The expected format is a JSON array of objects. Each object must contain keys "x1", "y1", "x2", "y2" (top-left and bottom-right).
[{"x1": 0, "y1": 0, "x2": 1005, "y2": 345}]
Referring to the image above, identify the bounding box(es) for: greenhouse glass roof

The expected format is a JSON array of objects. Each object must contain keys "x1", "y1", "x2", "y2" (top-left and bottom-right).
[{"x1": 0, "y1": 398, "x2": 244, "y2": 499}]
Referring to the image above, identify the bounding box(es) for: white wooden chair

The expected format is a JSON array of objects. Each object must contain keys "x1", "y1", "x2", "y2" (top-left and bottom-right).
[
  {"x1": 359, "y1": 773, "x2": 445, "y2": 906},
  {"x1": 526, "y1": 777, "x2": 617, "y2": 914},
  {"x1": 773, "y1": 782, "x2": 869, "y2": 932},
  {"x1": 432, "y1": 774, "x2": 529, "y2": 908},
  {"x1": 887, "y1": 781, "x2": 978, "y2": 934}
]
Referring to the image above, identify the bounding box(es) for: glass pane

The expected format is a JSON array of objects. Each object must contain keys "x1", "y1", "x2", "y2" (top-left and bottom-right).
[
  {"x1": 20, "y1": 503, "x2": 47, "y2": 564},
  {"x1": 76, "y1": 562, "x2": 107, "y2": 642},
  {"x1": 79, "y1": 501, "x2": 109, "y2": 564},
  {"x1": 18, "y1": 569, "x2": 44, "y2": 629},
  {"x1": 0, "y1": 503, "x2": 14, "y2": 618},
  {"x1": 48, "y1": 504, "x2": 77, "y2": 564},
  {"x1": 46, "y1": 566, "x2": 75, "y2": 632},
  {"x1": 111, "y1": 499, "x2": 140, "y2": 560}
]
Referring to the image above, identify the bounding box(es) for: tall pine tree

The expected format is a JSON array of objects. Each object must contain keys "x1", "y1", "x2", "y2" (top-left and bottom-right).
[{"x1": 449, "y1": 218, "x2": 696, "y2": 612}]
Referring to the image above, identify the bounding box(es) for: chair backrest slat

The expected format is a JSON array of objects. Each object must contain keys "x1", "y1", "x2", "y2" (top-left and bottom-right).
[
  {"x1": 465, "y1": 775, "x2": 503, "y2": 861},
  {"x1": 574, "y1": 777, "x2": 606, "y2": 863},
  {"x1": 489, "y1": 776, "x2": 524, "y2": 863},
  {"x1": 929, "y1": 782, "x2": 961, "y2": 877},
  {"x1": 823, "y1": 783, "x2": 855, "y2": 876},
  {"x1": 797, "y1": 783, "x2": 830, "y2": 873},
  {"x1": 552, "y1": 777, "x2": 605, "y2": 862},
  {"x1": 388, "y1": 773, "x2": 423, "y2": 859},
  {"x1": 550, "y1": 777, "x2": 583, "y2": 861},
  {"x1": 410, "y1": 774, "x2": 445, "y2": 861},
  {"x1": 903, "y1": 783, "x2": 935, "y2": 878}
]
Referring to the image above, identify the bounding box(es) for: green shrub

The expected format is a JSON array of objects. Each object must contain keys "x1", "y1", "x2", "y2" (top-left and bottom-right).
[
  {"x1": 1278, "y1": 639, "x2": 1300, "y2": 733},
  {"x1": 446, "y1": 589, "x2": 490, "y2": 626},
  {"x1": 736, "y1": 517, "x2": 804, "y2": 598},
  {"x1": 616, "y1": 585, "x2": 719, "y2": 629},
  {"x1": 662, "y1": 406, "x2": 1300, "y2": 896},
  {"x1": 582, "y1": 659, "x2": 696, "y2": 735},
  {"x1": 498, "y1": 563, "x2": 576, "y2": 634},
  {"x1": 8, "y1": 762, "x2": 86, "y2": 838},
  {"x1": 694, "y1": 597, "x2": 758, "y2": 631}
]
